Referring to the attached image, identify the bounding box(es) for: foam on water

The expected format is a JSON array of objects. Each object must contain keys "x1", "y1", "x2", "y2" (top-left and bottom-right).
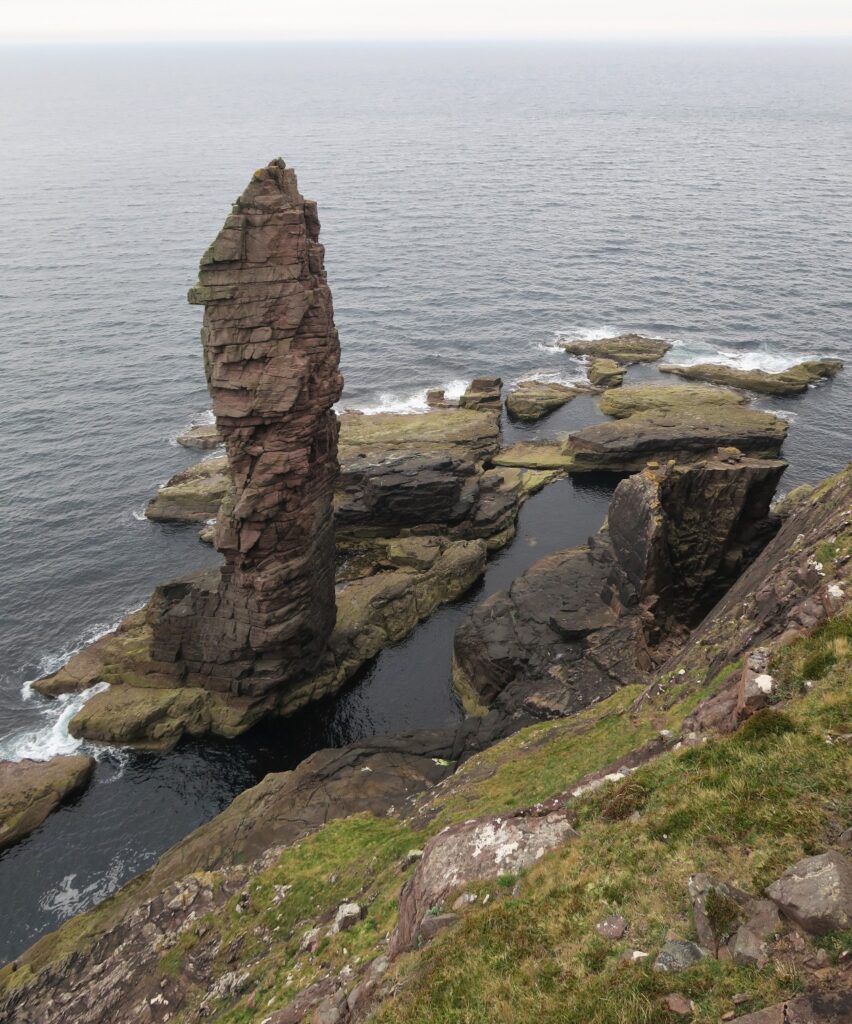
[
  {"x1": 344, "y1": 378, "x2": 471, "y2": 415},
  {"x1": 0, "y1": 682, "x2": 110, "y2": 761}
]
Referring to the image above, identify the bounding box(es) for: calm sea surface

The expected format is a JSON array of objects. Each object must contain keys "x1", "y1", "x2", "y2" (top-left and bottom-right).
[{"x1": 0, "y1": 42, "x2": 850, "y2": 961}]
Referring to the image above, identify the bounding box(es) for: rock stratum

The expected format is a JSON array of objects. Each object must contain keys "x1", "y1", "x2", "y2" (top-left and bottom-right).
[{"x1": 147, "y1": 159, "x2": 343, "y2": 698}]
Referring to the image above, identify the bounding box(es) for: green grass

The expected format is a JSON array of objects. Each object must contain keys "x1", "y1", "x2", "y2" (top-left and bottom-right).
[{"x1": 373, "y1": 667, "x2": 850, "y2": 1024}]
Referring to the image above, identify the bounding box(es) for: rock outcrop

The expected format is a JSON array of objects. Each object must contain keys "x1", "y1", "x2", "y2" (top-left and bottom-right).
[
  {"x1": 587, "y1": 358, "x2": 625, "y2": 388},
  {"x1": 493, "y1": 397, "x2": 787, "y2": 474},
  {"x1": 458, "y1": 376, "x2": 502, "y2": 413},
  {"x1": 390, "y1": 808, "x2": 579, "y2": 953},
  {"x1": 144, "y1": 455, "x2": 228, "y2": 522},
  {"x1": 175, "y1": 423, "x2": 221, "y2": 450},
  {"x1": 561, "y1": 333, "x2": 672, "y2": 363},
  {"x1": 0, "y1": 755, "x2": 95, "y2": 851},
  {"x1": 659, "y1": 358, "x2": 843, "y2": 395},
  {"x1": 505, "y1": 381, "x2": 578, "y2": 421},
  {"x1": 454, "y1": 452, "x2": 785, "y2": 717},
  {"x1": 149, "y1": 159, "x2": 343, "y2": 697},
  {"x1": 597, "y1": 382, "x2": 748, "y2": 419}
]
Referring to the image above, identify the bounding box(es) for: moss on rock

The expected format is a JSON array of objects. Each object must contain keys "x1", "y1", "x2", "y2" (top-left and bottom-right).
[{"x1": 659, "y1": 359, "x2": 843, "y2": 396}]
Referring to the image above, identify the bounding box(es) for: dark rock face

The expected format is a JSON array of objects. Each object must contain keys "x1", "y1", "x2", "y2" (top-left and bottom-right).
[
  {"x1": 148, "y1": 160, "x2": 343, "y2": 697},
  {"x1": 454, "y1": 453, "x2": 785, "y2": 718}
]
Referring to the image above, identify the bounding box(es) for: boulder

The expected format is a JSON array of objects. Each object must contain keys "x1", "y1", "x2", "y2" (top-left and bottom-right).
[
  {"x1": 561, "y1": 333, "x2": 672, "y2": 363},
  {"x1": 330, "y1": 902, "x2": 364, "y2": 935},
  {"x1": 595, "y1": 915, "x2": 628, "y2": 940},
  {"x1": 659, "y1": 359, "x2": 843, "y2": 396},
  {"x1": 459, "y1": 376, "x2": 502, "y2": 413},
  {"x1": 664, "y1": 993, "x2": 694, "y2": 1016},
  {"x1": 587, "y1": 358, "x2": 625, "y2": 388},
  {"x1": 732, "y1": 992, "x2": 852, "y2": 1024},
  {"x1": 0, "y1": 755, "x2": 95, "y2": 850},
  {"x1": 505, "y1": 380, "x2": 578, "y2": 421},
  {"x1": 598, "y1": 383, "x2": 748, "y2": 420},
  {"x1": 391, "y1": 808, "x2": 578, "y2": 953},
  {"x1": 653, "y1": 940, "x2": 709, "y2": 972},
  {"x1": 765, "y1": 852, "x2": 852, "y2": 934},
  {"x1": 418, "y1": 912, "x2": 460, "y2": 942},
  {"x1": 175, "y1": 423, "x2": 221, "y2": 450}
]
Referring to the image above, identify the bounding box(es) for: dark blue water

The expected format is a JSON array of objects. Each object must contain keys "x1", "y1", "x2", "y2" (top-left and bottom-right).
[{"x1": 1, "y1": 42, "x2": 850, "y2": 961}]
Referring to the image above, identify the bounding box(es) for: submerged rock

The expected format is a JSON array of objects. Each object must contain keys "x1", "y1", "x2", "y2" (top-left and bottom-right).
[
  {"x1": 587, "y1": 358, "x2": 625, "y2": 388},
  {"x1": 149, "y1": 158, "x2": 343, "y2": 697},
  {"x1": 505, "y1": 380, "x2": 578, "y2": 421},
  {"x1": 562, "y1": 333, "x2": 672, "y2": 363},
  {"x1": 0, "y1": 755, "x2": 95, "y2": 850},
  {"x1": 659, "y1": 358, "x2": 843, "y2": 395}
]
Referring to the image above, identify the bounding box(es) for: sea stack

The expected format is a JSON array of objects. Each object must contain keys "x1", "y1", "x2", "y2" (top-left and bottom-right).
[{"x1": 148, "y1": 159, "x2": 343, "y2": 695}]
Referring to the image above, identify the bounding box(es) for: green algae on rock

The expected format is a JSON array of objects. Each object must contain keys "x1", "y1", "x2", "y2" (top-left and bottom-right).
[
  {"x1": 659, "y1": 358, "x2": 843, "y2": 395},
  {"x1": 562, "y1": 333, "x2": 672, "y2": 363},
  {"x1": 598, "y1": 383, "x2": 749, "y2": 419},
  {"x1": 505, "y1": 380, "x2": 578, "y2": 422}
]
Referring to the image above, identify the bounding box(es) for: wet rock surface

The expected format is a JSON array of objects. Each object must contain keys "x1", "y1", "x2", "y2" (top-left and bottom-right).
[
  {"x1": 505, "y1": 380, "x2": 579, "y2": 421},
  {"x1": 561, "y1": 332, "x2": 672, "y2": 363},
  {"x1": 454, "y1": 453, "x2": 784, "y2": 718},
  {"x1": 659, "y1": 358, "x2": 843, "y2": 395},
  {"x1": 0, "y1": 755, "x2": 95, "y2": 851}
]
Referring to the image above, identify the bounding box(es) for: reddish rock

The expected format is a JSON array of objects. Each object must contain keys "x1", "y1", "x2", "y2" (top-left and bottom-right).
[{"x1": 148, "y1": 159, "x2": 343, "y2": 696}]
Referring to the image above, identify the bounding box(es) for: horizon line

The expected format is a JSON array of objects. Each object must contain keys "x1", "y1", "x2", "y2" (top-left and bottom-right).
[{"x1": 3, "y1": 34, "x2": 852, "y2": 47}]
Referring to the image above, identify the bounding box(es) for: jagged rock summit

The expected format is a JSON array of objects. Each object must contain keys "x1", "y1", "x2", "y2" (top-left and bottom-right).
[{"x1": 149, "y1": 158, "x2": 343, "y2": 696}]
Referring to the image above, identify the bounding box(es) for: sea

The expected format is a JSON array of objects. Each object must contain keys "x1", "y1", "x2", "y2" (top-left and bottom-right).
[{"x1": 0, "y1": 41, "x2": 850, "y2": 962}]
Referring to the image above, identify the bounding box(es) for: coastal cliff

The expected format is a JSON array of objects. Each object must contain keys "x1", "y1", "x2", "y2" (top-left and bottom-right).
[{"x1": 2, "y1": 462, "x2": 850, "y2": 1024}]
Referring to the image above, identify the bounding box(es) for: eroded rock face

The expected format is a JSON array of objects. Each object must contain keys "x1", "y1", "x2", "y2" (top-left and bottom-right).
[
  {"x1": 149, "y1": 159, "x2": 343, "y2": 697},
  {"x1": 0, "y1": 755, "x2": 95, "y2": 851},
  {"x1": 588, "y1": 358, "x2": 625, "y2": 388},
  {"x1": 454, "y1": 453, "x2": 785, "y2": 718}
]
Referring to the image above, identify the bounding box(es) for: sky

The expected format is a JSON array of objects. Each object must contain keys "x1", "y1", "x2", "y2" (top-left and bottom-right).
[{"x1": 2, "y1": 0, "x2": 851, "y2": 44}]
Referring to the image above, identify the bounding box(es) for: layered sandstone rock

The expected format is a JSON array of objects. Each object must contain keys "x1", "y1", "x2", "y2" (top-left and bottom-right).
[
  {"x1": 453, "y1": 452, "x2": 786, "y2": 718},
  {"x1": 505, "y1": 380, "x2": 579, "y2": 421},
  {"x1": 149, "y1": 159, "x2": 343, "y2": 697}
]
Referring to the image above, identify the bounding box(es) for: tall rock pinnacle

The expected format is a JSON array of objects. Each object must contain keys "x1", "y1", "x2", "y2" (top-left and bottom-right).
[{"x1": 149, "y1": 159, "x2": 343, "y2": 695}]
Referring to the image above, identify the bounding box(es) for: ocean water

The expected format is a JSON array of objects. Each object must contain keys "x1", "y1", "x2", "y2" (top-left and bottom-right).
[{"x1": 0, "y1": 41, "x2": 850, "y2": 962}]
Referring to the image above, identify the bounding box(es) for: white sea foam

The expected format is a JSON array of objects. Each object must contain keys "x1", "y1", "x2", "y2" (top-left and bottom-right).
[
  {"x1": 131, "y1": 509, "x2": 148, "y2": 522},
  {"x1": 664, "y1": 339, "x2": 809, "y2": 373},
  {"x1": 538, "y1": 324, "x2": 623, "y2": 354},
  {"x1": 762, "y1": 408, "x2": 799, "y2": 423},
  {"x1": 40, "y1": 849, "x2": 143, "y2": 918},
  {"x1": 510, "y1": 367, "x2": 588, "y2": 388},
  {"x1": 0, "y1": 682, "x2": 110, "y2": 761},
  {"x1": 342, "y1": 378, "x2": 471, "y2": 415}
]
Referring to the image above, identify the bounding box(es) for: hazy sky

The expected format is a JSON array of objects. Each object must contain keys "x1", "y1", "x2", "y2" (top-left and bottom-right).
[{"x1": 2, "y1": 0, "x2": 851, "y2": 43}]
